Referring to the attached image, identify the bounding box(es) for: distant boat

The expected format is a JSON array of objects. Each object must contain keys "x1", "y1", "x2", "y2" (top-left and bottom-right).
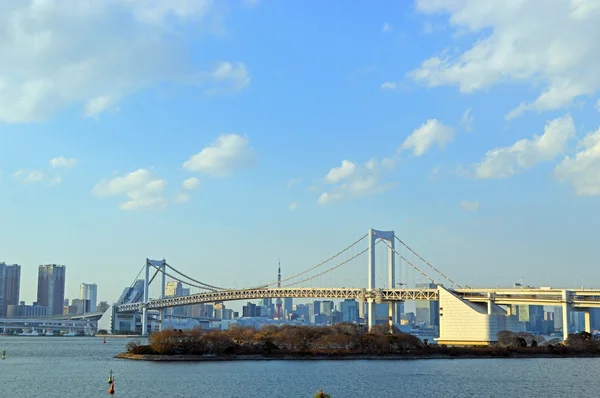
[
  {"x1": 45, "y1": 329, "x2": 54, "y2": 336},
  {"x1": 19, "y1": 329, "x2": 40, "y2": 336},
  {"x1": 64, "y1": 331, "x2": 77, "y2": 337}
]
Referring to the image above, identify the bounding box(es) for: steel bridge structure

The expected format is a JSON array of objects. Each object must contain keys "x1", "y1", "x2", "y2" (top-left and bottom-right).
[{"x1": 115, "y1": 228, "x2": 600, "y2": 343}]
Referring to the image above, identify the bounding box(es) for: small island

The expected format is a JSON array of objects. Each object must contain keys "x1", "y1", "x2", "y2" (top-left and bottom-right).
[{"x1": 116, "y1": 324, "x2": 600, "y2": 361}]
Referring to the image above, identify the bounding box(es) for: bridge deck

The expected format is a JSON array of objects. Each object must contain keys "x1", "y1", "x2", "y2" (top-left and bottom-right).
[{"x1": 116, "y1": 287, "x2": 600, "y2": 312}]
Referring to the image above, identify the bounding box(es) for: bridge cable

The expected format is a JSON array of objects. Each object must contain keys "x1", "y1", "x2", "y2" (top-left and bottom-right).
[
  {"x1": 154, "y1": 269, "x2": 220, "y2": 292},
  {"x1": 260, "y1": 233, "x2": 369, "y2": 288},
  {"x1": 163, "y1": 262, "x2": 228, "y2": 291},
  {"x1": 283, "y1": 247, "x2": 370, "y2": 287},
  {"x1": 394, "y1": 236, "x2": 462, "y2": 287},
  {"x1": 374, "y1": 232, "x2": 440, "y2": 286},
  {"x1": 127, "y1": 264, "x2": 145, "y2": 290}
]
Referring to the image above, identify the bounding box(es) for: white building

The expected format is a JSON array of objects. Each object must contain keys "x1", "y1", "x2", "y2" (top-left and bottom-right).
[
  {"x1": 436, "y1": 288, "x2": 520, "y2": 346},
  {"x1": 79, "y1": 283, "x2": 97, "y2": 313}
]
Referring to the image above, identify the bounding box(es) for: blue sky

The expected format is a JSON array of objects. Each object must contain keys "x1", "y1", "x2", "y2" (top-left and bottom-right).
[{"x1": 1, "y1": 0, "x2": 599, "y2": 306}]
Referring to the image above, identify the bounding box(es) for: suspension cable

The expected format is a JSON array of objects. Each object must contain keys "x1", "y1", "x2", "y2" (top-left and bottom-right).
[
  {"x1": 260, "y1": 233, "x2": 368, "y2": 287},
  {"x1": 394, "y1": 236, "x2": 462, "y2": 287},
  {"x1": 374, "y1": 232, "x2": 439, "y2": 286},
  {"x1": 127, "y1": 263, "x2": 145, "y2": 289},
  {"x1": 163, "y1": 262, "x2": 227, "y2": 291},
  {"x1": 283, "y1": 247, "x2": 370, "y2": 287}
]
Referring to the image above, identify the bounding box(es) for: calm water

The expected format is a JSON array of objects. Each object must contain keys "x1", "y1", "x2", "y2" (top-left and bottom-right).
[{"x1": 0, "y1": 336, "x2": 599, "y2": 397}]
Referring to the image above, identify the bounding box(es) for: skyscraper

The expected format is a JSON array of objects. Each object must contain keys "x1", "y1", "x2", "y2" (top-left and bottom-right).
[
  {"x1": 79, "y1": 283, "x2": 97, "y2": 313},
  {"x1": 37, "y1": 264, "x2": 66, "y2": 316},
  {"x1": 0, "y1": 263, "x2": 20, "y2": 317}
]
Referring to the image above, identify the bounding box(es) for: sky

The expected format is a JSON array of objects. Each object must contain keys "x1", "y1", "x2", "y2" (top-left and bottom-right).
[{"x1": 1, "y1": 0, "x2": 599, "y2": 306}]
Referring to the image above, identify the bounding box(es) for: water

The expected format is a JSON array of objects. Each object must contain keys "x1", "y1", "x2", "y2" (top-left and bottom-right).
[{"x1": 1, "y1": 336, "x2": 599, "y2": 397}]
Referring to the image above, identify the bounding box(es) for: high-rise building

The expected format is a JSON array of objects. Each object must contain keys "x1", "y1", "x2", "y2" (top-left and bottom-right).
[
  {"x1": 283, "y1": 298, "x2": 293, "y2": 317},
  {"x1": 165, "y1": 281, "x2": 183, "y2": 297},
  {"x1": 0, "y1": 264, "x2": 21, "y2": 314},
  {"x1": 0, "y1": 263, "x2": 20, "y2": 317},
  {"x1": 79, "y1": 283, "x2": 97, "y2": 313},
  {"x1": 340, "y1": 299, "x2": 359, "y2": 323},
  {"x1": 415, "y1": 282, "x2": 439, "y2": 328},
  {"x1": 37, "y1": 264, "x2": 66, "y2": 316}
]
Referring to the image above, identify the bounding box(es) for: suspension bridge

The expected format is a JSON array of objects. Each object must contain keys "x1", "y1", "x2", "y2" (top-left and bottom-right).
[{"x1": 110, "y1": 228, "x2": 600, "y2": 345}]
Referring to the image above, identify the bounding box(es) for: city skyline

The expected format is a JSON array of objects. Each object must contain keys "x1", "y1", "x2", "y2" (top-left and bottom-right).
[{"x1": 1, "y1": 0, "x2": 599, "y2": 305}]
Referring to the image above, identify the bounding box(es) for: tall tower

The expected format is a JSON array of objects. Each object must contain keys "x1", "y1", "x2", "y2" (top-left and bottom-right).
[
  {"x1": 37, "y1": 264, "x2": 66, "y2": 316},
  {"x1": 275, "y1": 262, "x2": 283, "y2": 319}
]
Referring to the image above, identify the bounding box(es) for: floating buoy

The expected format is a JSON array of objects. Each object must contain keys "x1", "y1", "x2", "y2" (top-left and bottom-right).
[
  {"x1": 108, "y1": 370, "x2": 113, "y2": 384},
  {"x1": 1, "y1": 350, "x2": 5, "y2": 360},
  {"x1": 103, "y1": 337, "x2": 106, "y2": 344},
  {"x1": 108, "y1": 376, "x2": 115, "y2": 394}
]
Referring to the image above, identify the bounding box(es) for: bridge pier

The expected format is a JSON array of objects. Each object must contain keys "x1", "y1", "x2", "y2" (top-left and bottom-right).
[
  {"x1": 584, "y1": 310, "x2": 591, "y2": 334},
  {"x1": 562, "y1": 290, "x2": 571, "y2": 342}
]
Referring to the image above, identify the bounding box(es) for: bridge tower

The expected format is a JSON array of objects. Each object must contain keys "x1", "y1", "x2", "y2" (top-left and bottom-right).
[
  {"x1": 142, "y1": 259, "x2": 166, "y2": 336},
  {"x1": 367, "y1": 229, "x2": 396, "y2": 332}
]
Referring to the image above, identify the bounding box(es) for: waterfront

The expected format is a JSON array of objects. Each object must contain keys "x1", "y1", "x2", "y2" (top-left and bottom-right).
[{"x1": 1, "y1": 337, "x2": 600, "y2": 397}]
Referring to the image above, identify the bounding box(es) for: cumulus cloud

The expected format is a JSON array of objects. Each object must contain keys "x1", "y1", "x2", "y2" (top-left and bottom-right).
[
  {"x1": 92, "y1": 168, "x2": 167, "y2": 210},
  {"x1": 473, "y1": 115, "x2": 575, "y2": 179},
  {"x1": 555, "y1": 126, "x2": 600, "y2": 195},
  {"x1": 50, "y1": 157, "x2": 77, "y2": 168},
  {"x1": 183, "y1": 134, "x2": 255, "y2": 177},
  {"x1": 409, "y1": 0, "x2": 600, "y2": 118},
  {"x1": 401, "y1": 119, "x2": 455, "y2": 156},
  {"x1": 181, "y1": 177, "x2": 200, "y2": 191},
  {"x1": 324, "y1": 160, "x2": 357, "y2": 184},
  {"x1": 459, "y1": 200, "x2": 479, "y2": 212},
  {"x1": 318, "y1": 158, "x2": 396, "y2": 204},
  {"x1": 13, "y1": 170, "x2": 45, "y2": 183},
  {"x1": 381, "y1": 82, "x2": 397, "y2": 90},
  {"x1": 0, "y1": 1, "x2": 249, "y2": 123}
]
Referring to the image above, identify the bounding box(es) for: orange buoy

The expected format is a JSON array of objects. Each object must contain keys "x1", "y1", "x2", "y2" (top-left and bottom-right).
[{"x1": 109, "y1": 377, "x2": 115, "y2": 394}]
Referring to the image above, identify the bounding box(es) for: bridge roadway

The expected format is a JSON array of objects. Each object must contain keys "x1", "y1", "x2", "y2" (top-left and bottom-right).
[{"x1": 116, "y1": 287, "x2": 600, "y2": 313}]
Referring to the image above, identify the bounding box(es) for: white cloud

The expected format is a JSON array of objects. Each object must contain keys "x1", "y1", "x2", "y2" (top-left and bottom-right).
[
  {"x1": 13, "y1": 170, "x2": 45, "y2": 183},
  {"x1": 84, "y1": 96, "x2": 114, "y2": 118},
  {"x1": 596, "y1": 99, "x2": 600, "y2": 112},
  {"x1": 0, "y1": 1, "x2": 249, "y2": 123},
  {"x1": 182, "y1": 177, "x2": 200, "y2": 191},
  {"x1": 324, "y1": 160, "x2": 357, "y2": 184},
  {"x1": 474, "y1": 115, "x2": 575, "y2": 179},
  {"x1": 173, "y1": 193, "x2": 191, "y2": 203},
  {"x1": 459, "y1": 200, "x2": 479, "y2": 212},
  {"x1": 318, "y1": 158, "x2": 396, "y2": 204},
  {"x1": 204, "y1": 62, "x2": 251, "y2": 96},
  {"x1": 49, "y1": 157, "x2": 77, "y2": 168},
  {"x1": 555, "y1": 126, "x2": 600, "y2": 195},
  {"x1": 382, "y1": 23, "x2": 393, "y2": 33},
  {"x1": 183, "y1": 133, "x2": 255, "y2": 177},
  {"x1": 381, "y1": 82, "x2": 397, "y2": 90},
  {"x1": 50, "y1": 174, "x2": 62, "y2": 185},
  {"x1": 92, "y1": 168, "x2": 167, "y2": 210},
  {"x1": 410, "y1": 0, "x2": 600, "y2": 118},
  {"x1": 288, "y1": 202, "x2": 297, "y2": 211},
  {"x1": 460, "y1": 108, "x2": 474, "y2": 131},
  {"x1": 401, "y1": 119, "x2": 455, "y2": 156},
  {"x1": 287, "y1": 178, "x2": 302, "y2": 188}
]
